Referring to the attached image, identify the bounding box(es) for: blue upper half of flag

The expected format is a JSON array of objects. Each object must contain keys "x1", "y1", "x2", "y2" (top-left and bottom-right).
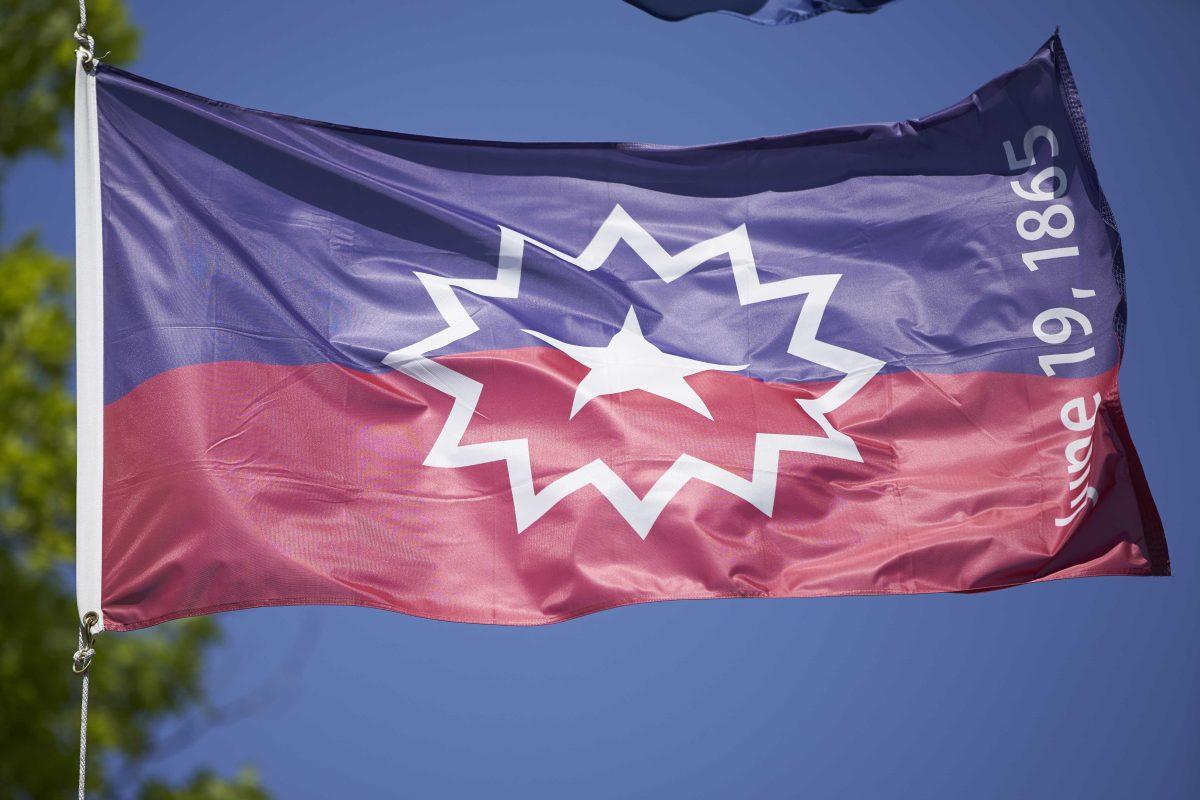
[{"x1": 96, "y1": 34, "x2": 1123, "y2": 404}]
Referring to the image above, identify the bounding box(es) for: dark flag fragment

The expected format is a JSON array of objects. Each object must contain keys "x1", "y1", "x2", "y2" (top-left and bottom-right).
[{"x1": 624, "y1": 0, "x2": 895, "y2": 25}]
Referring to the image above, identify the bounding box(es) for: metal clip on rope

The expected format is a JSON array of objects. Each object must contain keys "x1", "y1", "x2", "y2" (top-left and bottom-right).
[
  {"x1": 73, "y1": 612, "x2": 98, "y2": 674},
  {"x1": 74, "y1": 22, "x2": 96, "y2": 71}
]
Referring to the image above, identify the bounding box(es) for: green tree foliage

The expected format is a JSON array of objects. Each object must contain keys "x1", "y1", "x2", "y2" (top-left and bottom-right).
[
  {"x1": 138, "y1": 770, "x2": 270, "y2": 800},
  {"x1": 0, "y1": 3, "x2": 271, "y2": 798},
  {"x1": 0, "y1": 0, "x2": 138, "y2": 161}
]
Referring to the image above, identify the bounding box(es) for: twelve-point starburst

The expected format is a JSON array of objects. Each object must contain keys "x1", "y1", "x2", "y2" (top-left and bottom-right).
[{"x1": 382, "y1": 205, "x2": 884, "y2": 538}]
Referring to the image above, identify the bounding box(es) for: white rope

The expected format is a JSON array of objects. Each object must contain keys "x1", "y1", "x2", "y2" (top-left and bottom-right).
[
  {"x1": 77, "y1": 666, "x2": 90, "y2": 800},
  {"x1": 73, "y1": 613, "x2": 97, "y2": 800}
]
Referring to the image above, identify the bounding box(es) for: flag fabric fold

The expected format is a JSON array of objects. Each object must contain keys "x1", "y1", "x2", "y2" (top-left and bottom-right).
[{"x1": 76, "y1": 34, "x2": 1167, "y2": 633}]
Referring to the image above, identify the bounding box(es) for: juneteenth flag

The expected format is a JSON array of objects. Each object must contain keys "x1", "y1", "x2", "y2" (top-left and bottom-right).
[{"x1": 75, "y1": 34, "x2": 1167, "y2": 634}]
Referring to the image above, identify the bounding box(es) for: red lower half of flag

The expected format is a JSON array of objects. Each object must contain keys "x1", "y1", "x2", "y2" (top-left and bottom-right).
[{"x1": 99, "y1": 352, "x2": 1165, "y2": 630}]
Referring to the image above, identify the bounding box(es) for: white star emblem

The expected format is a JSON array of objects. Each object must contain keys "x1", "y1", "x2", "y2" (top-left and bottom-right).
[
  {"x1": 524, "y1": 306, "x2": 746, "y2": 420},
  {"x1": 383, "y1": 205, "x2": 884, "y2": 538}
]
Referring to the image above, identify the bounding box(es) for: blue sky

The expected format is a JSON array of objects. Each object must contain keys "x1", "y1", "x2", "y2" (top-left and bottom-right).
[{"x1": 7, "y1": 0, "x2": 1199, "y2": 796}]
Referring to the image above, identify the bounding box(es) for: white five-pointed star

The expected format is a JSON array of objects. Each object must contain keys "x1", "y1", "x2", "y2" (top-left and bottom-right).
[{"x1": 523, "y1": 306, "x2": 746, "y2": 420}]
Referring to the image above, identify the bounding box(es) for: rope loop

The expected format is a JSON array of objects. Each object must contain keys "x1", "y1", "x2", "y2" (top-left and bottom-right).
[
  {"x1": 72, "y1": 612, "x2": 99, "y2": 675},
  {"x1": 74, "y1": 0, "x2": 96, "y2": 69},
  {"x1": 74, "y1": 24, "x2": 95, "y2": 68}
]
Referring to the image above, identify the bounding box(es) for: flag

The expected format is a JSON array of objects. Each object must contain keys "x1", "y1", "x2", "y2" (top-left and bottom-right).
[
  {"x1": 625, "y1": 0, "x2": 895, "y2": 25},
  {"x1": 75, "y1": 34, "x2": 1167, "y2": 633}
]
